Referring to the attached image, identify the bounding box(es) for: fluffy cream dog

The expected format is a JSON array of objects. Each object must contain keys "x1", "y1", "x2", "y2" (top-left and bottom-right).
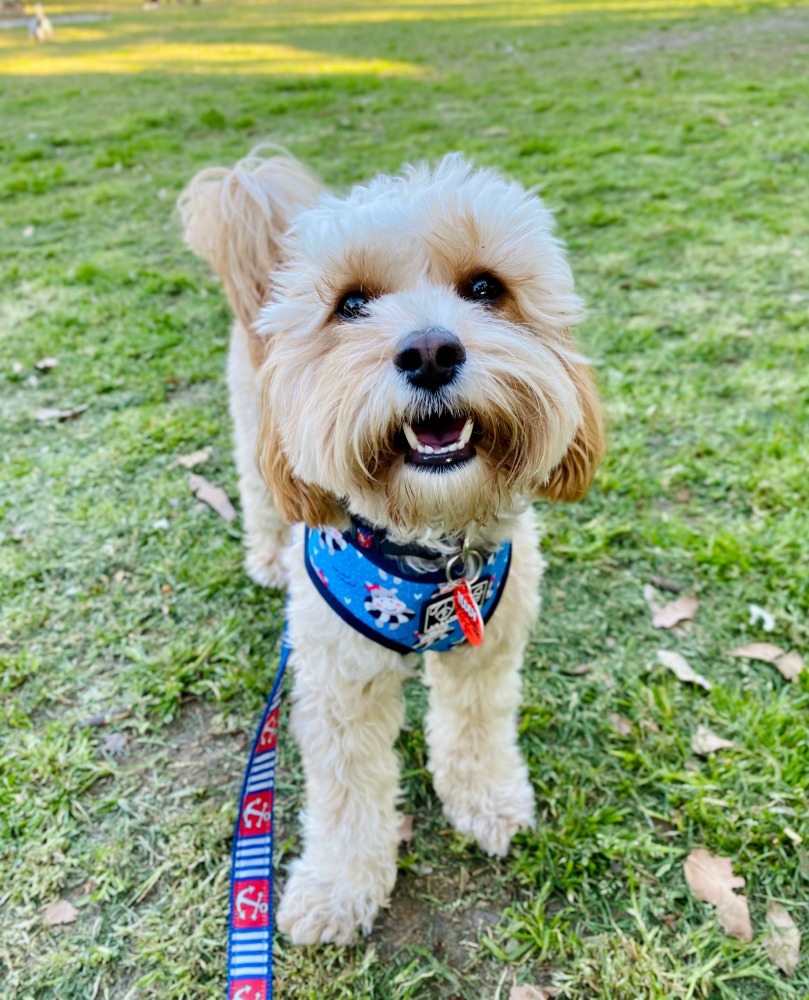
[{"x1": 179, "y1": 149, "x2": 603, "y2": 946}]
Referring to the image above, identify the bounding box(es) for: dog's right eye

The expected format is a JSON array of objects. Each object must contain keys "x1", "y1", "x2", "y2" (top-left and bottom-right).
[{"x1": 336, "y1": 291, "x2": 370, "y2": 320}]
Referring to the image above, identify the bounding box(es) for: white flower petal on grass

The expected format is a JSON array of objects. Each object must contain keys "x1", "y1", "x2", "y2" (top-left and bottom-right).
[{"x1": 748, "y1": 604, "x2": 776, "y2": 632}]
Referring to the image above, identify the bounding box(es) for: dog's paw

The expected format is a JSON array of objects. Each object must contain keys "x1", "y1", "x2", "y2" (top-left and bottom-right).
[
  {"x1": 245, "y1": 548, "x2": 287, "y2": 590},
  {"x1": 439, "y1": 767, "x2": 536, "y2": 857},
  {"x1": 277, "y1": 862, "x2": 390, "y2": 946}
]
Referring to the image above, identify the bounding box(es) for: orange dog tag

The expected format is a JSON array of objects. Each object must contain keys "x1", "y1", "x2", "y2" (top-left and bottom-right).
[{"x1": 453, "y1": 578, "x2": 484, "y2": 646}]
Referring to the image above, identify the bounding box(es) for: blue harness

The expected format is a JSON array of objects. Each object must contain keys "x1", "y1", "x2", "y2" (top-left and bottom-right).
[{"x1": 303, "y1": 525, "x2": 512, "y2": 654}]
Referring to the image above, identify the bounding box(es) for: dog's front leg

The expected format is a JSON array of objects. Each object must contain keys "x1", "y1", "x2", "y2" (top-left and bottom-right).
[
  {"x1": 424, "y1": 512, "x2": 543, "y2": 857},
  {"x1": 277, "y1": 629, "x2": 406, "y2": 945}
]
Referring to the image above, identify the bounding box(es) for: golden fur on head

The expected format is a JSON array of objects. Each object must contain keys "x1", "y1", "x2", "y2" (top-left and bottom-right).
[{"x1": 183, "y1": 151, "x2": 603, "y2": 536}]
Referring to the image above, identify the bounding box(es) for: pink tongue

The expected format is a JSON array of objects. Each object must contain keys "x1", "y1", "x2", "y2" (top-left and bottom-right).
[{"x1": 411, "y1": 415, "x2": 467, "y2": 448}]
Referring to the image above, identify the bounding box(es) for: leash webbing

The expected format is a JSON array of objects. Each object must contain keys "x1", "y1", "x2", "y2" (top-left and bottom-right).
[{"x1": 226, "y1": 632, "x2": 291, "y2": 1000}]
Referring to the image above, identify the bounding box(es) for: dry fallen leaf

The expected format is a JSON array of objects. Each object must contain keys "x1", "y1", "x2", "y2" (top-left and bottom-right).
[
  {"x1": 35, "y1": 404, "x2": 89, "y2": 423},
  {"x1": 772, "y1": 651, "x2": 804, "y2": 683},
  {"x1": 683, "y1": 848, "x2": 752, "y2": 941},
  {"x1": 102, "y1": 732, "x2": 128, "y2": 755},
  {"x1": 730, "y1": 644, "x2": 804, "y2": 682},
  {"x1": 398, "y1": 814, "x2": 414, "y2": 843},
  {"x1": 564, "y1": 663, "x2": 591, "y2": 676},
  {"x1": 764, "y1": 903, "x2": 801, "y2": 977},
  {"x1": 608, "y1": 713, "x2": 633, "y2": 737},
  {"x1": 43, "y1": 899, "x2": 79, "y2": 927},
  {"x1": 35, "y1": 356, "x2": 59, "y2": 371},
  {"x1": 648, "y1": 574, "x2": 683, "y2": 594},
  {"x1": 653, "y1": 594, "x2": 699, "y2": 630},
  {"x1": 177, "y1": 447, "x2": 211, "y2": 469},
  {"x1": 656, "y1": 650, "x2": 712, "y2": 691},
  {"x1": 691, "y1": 724, "x2": 733, "y2": 756},
  {"x1": 509, "y1": 986, "x2": 558, "y2": 1000},
  {"x1": 79, "y1": 705, "x2": 132, "y2": 728},
  {"x1": 730, "y1": 642, "x2": 784, "y2": 664},
  {"x1": 188, "y1": 473, "x2": 237, "y2": 522}
]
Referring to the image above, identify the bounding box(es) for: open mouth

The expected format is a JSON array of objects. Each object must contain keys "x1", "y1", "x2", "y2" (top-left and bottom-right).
[{"x1": 399, "y1": 412, "x2": 476, "y2": 470}]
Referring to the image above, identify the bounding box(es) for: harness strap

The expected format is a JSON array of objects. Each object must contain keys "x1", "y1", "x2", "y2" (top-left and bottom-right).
[{"x1": 226, "y1": 633, "x2": 291, "y2": 1000}]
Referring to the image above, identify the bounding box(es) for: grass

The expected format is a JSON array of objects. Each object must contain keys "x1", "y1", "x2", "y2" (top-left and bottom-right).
[{"x1": 1, "y1": 0, "x2": 808, "y2": 996}]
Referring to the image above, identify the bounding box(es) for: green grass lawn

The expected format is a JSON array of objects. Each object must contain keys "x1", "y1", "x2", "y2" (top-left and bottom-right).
[{"x1": 2, "y1": 0, "x2": 808, "y2": 996}]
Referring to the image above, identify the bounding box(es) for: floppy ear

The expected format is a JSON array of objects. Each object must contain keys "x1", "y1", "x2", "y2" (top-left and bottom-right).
[
  {"x1": 178, "y1": 148, "x2": 321, "y2": 363},
  {"x1": 540, "y1": 361, "x2": 605, "y2": 502},
  {"x1": 257, "y1": 389, "x2": 345, "y2": 528}
]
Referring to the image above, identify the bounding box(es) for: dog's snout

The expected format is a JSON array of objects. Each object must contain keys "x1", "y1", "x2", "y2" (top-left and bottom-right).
[{"x1": 394, "y1": 328, "x2": 466, "y2": 392}]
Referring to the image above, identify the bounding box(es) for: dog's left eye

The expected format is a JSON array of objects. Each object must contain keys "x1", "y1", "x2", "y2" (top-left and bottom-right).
[
  {"x1": 336, "y1": 291, "x2": 370, "y2": 320},
  {"x1": 461, "y1": 273, "x2": 504, "y2": 304}
]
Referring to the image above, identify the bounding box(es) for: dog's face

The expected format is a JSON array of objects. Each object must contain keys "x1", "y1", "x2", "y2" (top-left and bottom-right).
[{"x1": 258, "y1": 155, "x2": 603, "y2": 536}]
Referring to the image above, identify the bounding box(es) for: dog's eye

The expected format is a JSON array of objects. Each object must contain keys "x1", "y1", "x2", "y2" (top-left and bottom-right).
[
  {"x1": 462, "y1": 274, "x2": 504, "y2": 304},
  {"x1": 336, "y1": 291, "x2": 370, "y2": 320}
]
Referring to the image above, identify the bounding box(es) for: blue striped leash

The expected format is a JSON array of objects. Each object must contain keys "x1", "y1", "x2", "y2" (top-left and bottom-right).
[{"x1": 226, "y1": 632, "x2": 291, "y2": 1000}]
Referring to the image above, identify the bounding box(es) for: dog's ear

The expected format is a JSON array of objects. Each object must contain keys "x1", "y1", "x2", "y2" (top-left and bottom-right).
[
  {"x1": 539, "y1": 360, "x2": 605, "y2": 503},
  {"x1": 178, "y1": 148, "x2": 321, "y2": 345},
  {"x1": 258, "y1": 400, "x2": 345, "y2": 528}
]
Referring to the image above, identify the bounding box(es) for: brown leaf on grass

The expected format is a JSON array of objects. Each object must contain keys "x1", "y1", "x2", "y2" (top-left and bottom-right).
[
  {"x1": 509, "y1": 986, "x2": 558, "y2": 1000},
  {"x1": 691, "y1": 725, "x2": 733, "y2": 756},
  {"x1": 771, "y1": 651, "x2": 804, "y2": 683},
  {"x1": 730, "y1": 644, "x2": 804, "y2": 682},
  {"x1": 398, "y1": 814, "x2": 414, "y2": 843},
  {"x1": 79, "y1": 705, "x2": 132, "y2": 728},
  {"x1": 35, "y1": 356, "x2": 59, "y2": 371},
  {"x1": 656, "y1": 650, "x2": 712, "y2": 691},
  {"x1": 730, "y1": 642, "x2": 784, "y2": 664},
  {"x1": 653, "y1": 594, "x2": 698, "y2": 629},
  {"x1": 648, "y1": 574, "x2": 683, "y2": 594},
  {"x1": 764, "y1": 903, "x2": 801, "y2": 977},
  {"x1": 43, "y1": 899, "x2": 79, "y2": 927},
  {"x1": 683, "y1": 848, "x2": 752, "y2": 941},
  {"x1": 608, "y1": 713, "x2": 633, "y2": 737},
  {"x1": 177, "y1": 447, "x2": 211, "y2": 469},
  {"x1": 188, "y1": 473, "x2": 237, "y2": 522},
  {"x1": 563, "y1": 663, "x2": 591, "y2": 676},
  {"x1": 102, "y1": 732, "x2": 128, "y2": 755},
  {"x1": 35, "y1": 403, "x2": 89, "y2": 423}
]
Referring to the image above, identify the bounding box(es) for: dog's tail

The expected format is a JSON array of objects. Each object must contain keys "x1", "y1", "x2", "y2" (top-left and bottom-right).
[{"x1": 178, "y1": 147, "x2": 322, "y2": 341}]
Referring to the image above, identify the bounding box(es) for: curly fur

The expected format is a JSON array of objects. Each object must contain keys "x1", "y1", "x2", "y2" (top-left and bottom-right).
[{"x1": 179, "y1": 148, "x2": 604, "y2": 945}]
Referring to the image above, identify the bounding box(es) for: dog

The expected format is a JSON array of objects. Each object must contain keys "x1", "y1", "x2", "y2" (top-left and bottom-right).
[
  {"x1": 28, "y1": 3, "x2": 53, "y2": 42},
  {"x1": 179, "y1": 149, "x2": 604, "y2": 946}
]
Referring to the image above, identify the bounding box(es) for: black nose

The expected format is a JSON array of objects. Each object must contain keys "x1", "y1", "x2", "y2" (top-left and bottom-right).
[{"x1": 393, "y1": 328, "x2": 466, "y2": 391}]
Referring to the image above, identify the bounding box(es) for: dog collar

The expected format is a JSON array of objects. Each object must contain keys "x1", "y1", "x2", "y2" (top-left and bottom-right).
[
  {"x1": 304, "y1": 525, "x2": 512, "y2": 655},
  {"x1": 348, "y1": 515, "x2": 463, "y2": 561}
]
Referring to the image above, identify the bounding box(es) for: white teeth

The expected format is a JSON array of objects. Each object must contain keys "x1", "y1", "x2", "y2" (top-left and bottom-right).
[
  {"x1": 402, "y1": 417, "x2": 475, "y2": 457},
  {"x1": 403, "y1": 423, "x2": 420, "y2": 450}
]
